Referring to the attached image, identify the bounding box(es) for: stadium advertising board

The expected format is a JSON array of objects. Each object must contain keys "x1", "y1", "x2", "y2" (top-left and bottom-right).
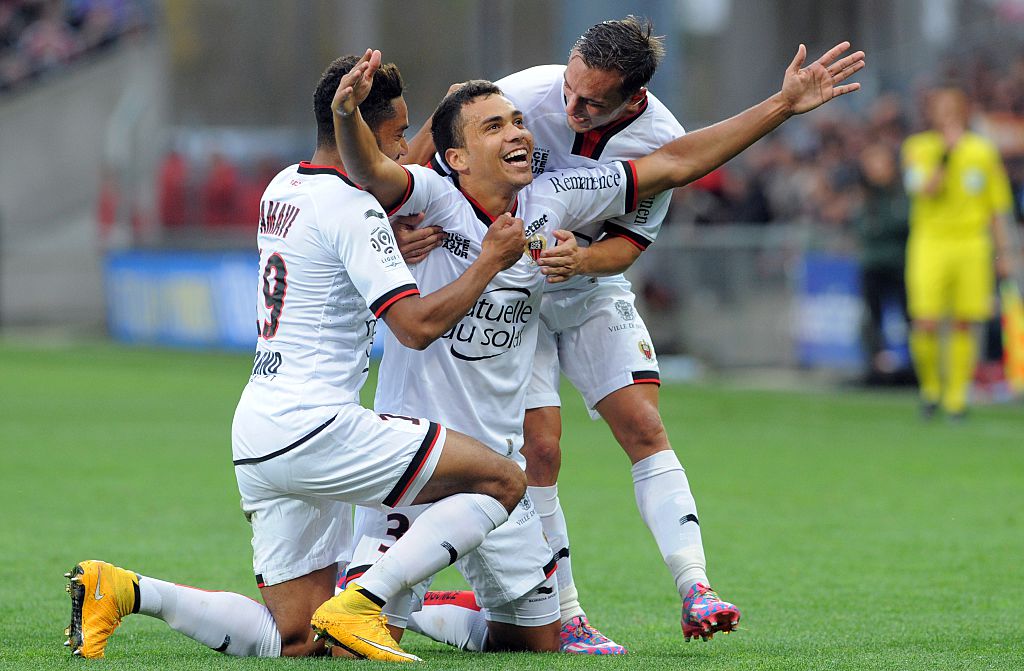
[{"x1": 104, "y1": 251, "x2": 255, "y2": 350}]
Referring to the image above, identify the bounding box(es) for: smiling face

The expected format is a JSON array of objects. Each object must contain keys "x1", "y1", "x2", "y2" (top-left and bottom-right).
[
  {"x1": 562, "y1": 52, "x2": 637, "y2": 133},
  {"x1": 445, "y1": 94, "x2": 535, "y2": 194},
  {"x1": 371, "y1": 95, "x2": 410, "y2": 161}
]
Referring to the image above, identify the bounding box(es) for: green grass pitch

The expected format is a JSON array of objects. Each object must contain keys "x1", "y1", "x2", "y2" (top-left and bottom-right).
[{"x1": 1, "y1": 342, "x2": 1022, "y2": 670}]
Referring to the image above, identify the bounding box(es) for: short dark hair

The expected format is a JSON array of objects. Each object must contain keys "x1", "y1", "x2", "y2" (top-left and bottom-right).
[
  {"x1": 431, "y1": 80, "x2": 504, "y2": 166},
  {"x1": 570, "y1": 16, "x2": 664, "y2": 97},
  {"x1": 313, "y1": 55, "x2": 405, "y2": 148}
]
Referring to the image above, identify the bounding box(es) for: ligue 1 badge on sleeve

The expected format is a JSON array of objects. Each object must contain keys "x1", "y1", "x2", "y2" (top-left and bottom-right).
[{"x1": 524, "y1": 234, "x2": 547, "y2": 264}]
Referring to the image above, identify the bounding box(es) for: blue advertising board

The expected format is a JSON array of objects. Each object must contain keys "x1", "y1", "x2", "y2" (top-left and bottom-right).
[
  {"x1": 794, "y1": 252, "x2": 910, "y2": 371},
  {"x1": 104, "y1": 250, "x2": 257, "y2": 350},
  {"x1": 104, "y1": 250, "x2": 391, "y2": 356}
]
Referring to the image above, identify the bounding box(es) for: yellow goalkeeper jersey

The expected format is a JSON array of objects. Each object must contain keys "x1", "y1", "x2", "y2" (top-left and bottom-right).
[{"x1": 901, "y1": 130, "x2": 1013, "y2": 240}]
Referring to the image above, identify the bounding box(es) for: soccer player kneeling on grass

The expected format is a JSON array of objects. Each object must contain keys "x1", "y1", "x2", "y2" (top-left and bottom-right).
[{"x1": 63, "y1": 55, "x2": 528, "y2": 663}]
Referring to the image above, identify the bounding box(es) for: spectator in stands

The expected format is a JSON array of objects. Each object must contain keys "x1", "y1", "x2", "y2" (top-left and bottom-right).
[
  {"x1": 854, "y1": 141, "x2": 910, "y2": 384},
  {"x1": 157, "y1": 150, "x2": 189, "y2": 229},
  {"x1": 17, "y1": 0, "x2": 78, "y2": 73},
  {"x1": 199, "y1": 152, "x2": 242, "y2": 228}
]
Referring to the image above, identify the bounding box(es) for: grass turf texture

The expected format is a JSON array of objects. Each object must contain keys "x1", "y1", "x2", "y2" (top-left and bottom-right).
[{"x1": 1, "y1": 341, "x2": 1022, "y2": 670}]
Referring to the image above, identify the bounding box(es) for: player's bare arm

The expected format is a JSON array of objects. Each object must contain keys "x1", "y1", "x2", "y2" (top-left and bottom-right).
[
  {"x1": 384, "y1": 212, "x2": 525, "y2": 349},
  {"x1": 538, "y1": 235, "x2": 641, "y2": 283},
  {"x1": 633, "y1": 41, "x2": 864, "y2": 201},
  {"x1": 332, "y1": 49, "x2": 411, "y2": 209}
]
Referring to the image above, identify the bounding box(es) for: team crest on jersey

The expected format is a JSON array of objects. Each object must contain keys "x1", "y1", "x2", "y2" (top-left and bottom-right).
[
  {"x1": 638, "y1": 339, "x2": 653, "y2": 360},
  {"x1": 369, "y1": 225, "x2": 402, "y2": 269},
  {"x1": 524, "y1": 234, "x2": 546, "y2": 264},
  {"x1": 615, "y1": 300, "x2": 635, "y2": 322}
]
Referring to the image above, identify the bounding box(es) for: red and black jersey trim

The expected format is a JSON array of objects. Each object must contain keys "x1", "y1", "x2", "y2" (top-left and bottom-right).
[
  {"x1": 631, "y1": 370, "x2": 661, "y2": 385},
  {"x1": 233, "y1": 414, "x2": 338, "y2": 465},
  {"x1": 603, "y1": 224, "x2": 652, "y2": 251},
  {"x1": 620, "y1": 159, "x2": 639, "y2": 214},
  {"x1": 460, "y1": 188, "x2": 518, "y2": 227},
  {"x1": 570, "y1": 95, "x2": 649, "y2": 160},
  {"x1": 255, "y1": 573, "x2": 266, "y2": 588},
  {"x1": 382, "y1": 421, "x2": 442, "y2": 507},
  {"x1": 297, "y1": 161, "x2": 360, "y2": 189},
  {"x1": 370, "y1": 283, "x2": 419, "y2": 318},
  {"x1": 542, "y1": 555, "x2": 558, "y2": 579},
  {"x1": 383, "y1": 166, "x2": 415, "y2": 216}
]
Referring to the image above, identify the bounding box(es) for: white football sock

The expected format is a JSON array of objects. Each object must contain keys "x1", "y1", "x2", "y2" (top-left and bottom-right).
[
  {"x1": 632, "y1": 451, "x2": 708, "y2": 599},
  {"x1": 530, "y1": 484, "x2": 583, "y2": 623},
  {"x1": 356, "y1": 493, "x2": 508, "y2": 603},
  {"x1": 137, "y1": 577, "x2": 281, "y2": 656},
  {"x1": 407, "y1": 591, "x2": 489, "y2": 651}
]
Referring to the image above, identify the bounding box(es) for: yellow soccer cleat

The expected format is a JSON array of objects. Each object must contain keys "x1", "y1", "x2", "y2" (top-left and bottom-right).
[
  {"x1": 64, "y1": 560, "x2": 139, "y2": 658},
  {"x1": 311, "y1": 582, "x2": 422, "y2": 662}
]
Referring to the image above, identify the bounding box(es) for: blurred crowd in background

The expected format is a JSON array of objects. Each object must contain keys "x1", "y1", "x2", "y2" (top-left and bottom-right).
[
  {"x1": 0, "y1": 0, "x2": 152, "y2": 91},
  {"x1": 672, "y1": 53, "x2": 1024, "y2": 232},
  {"x1": 141, "y1": 52, "x2": 1024, "y2": 236}
]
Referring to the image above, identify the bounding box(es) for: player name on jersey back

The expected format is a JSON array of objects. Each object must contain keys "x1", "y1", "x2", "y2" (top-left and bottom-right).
[{"x1": 232, "y1": 162, "x2": 419, "y2": 463}]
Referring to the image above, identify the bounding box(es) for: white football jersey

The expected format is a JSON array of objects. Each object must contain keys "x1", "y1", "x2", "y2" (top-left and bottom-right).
[
  {"x1": 232, "y1": 162, "x2": 420, "y2": 464},
  {"x1": 495, "y1": 64, "x2": 685, "y2": 291},
  {"x1": 374, "y1": 161, "x2": 641, "y2": 462}
]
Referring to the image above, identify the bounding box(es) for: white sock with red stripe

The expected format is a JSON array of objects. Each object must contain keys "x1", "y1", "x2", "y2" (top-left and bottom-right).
[
  {"x1": 632, "y1": 450, "x2": 709, "y2": 599},
  {"x1": 356, "y1": 493, "x2": 508, "y2": 603},
  {"x1": 137, "y1": 576, "x2": 281, "y2": 656},
  {"x1": 407, "y1": 591, "x2": 489, "y2": 651},
  {"x1": 529, "y1": 484, "x2": 584, "y2": 623}
]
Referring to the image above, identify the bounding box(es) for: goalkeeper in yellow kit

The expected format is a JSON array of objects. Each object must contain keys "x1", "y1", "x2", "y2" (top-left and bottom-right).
[{"x1": 902, "y1": 86, "x2": 1018, "y2": 419}]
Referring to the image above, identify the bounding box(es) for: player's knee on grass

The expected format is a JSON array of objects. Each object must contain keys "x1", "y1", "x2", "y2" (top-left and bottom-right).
[
  {"x1": 486, "y1": 620, "x2": 561, "y2": 653},
  {"x1": 276, "y1": 612, "x2": 329, "y2": 657},
  {"x1": 260, "y1": 566, "x2": 336, "y2": 657}
]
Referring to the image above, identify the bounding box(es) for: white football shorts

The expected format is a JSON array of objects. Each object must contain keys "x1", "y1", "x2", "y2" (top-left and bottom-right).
[
  {"x1": 234, "y1": 402, "x2": 446, "y2": 587},
  {"x1": 527, "y1": 283, "x2": 660, "y2": 418},
  {"x1": 347, "y1": 494, "x2": 559, "y2": 627}
]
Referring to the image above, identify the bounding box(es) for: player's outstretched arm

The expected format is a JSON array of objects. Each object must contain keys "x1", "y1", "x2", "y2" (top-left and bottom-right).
[
  {"x1": 332, "y1": 49, "x2": 411, "y2": 209},
  {"x1": 633, "y1": 41, "x2": 865, "y2": 201},
  {"x1": 383, "y1": 214, "x2": 526, "y2": 349}
]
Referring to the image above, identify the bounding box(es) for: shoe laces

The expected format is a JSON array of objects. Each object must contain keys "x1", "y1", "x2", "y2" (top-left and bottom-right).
[
  {"x1": 684, "y1": 584, "x2": 723, "y2": 618},
  {"x1": 566, "y1": 617, "x2": 598, "y2": 643}
]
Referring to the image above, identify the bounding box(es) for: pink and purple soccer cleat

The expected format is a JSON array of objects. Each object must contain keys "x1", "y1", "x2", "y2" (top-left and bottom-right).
[
  {"x1": 560, "y1": 615, "x2": 627, "y2": 655},
  {"x1": 681, "y1": 583, "x2": 740, "y2": 642}
]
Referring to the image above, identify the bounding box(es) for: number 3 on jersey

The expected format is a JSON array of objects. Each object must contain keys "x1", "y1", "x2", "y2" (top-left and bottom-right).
[{"x1": 260, "y1": 252, "x2": 287, "y2": 339}]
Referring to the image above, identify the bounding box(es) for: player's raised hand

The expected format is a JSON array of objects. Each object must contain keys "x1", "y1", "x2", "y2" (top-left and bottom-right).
[
  {"x1": 481, "y1": 213, "x2": 526, "y2": 270},
  {"x1": 391, "y1": 213, "x2": 445, "y2": 264},
  {"x1": 780, "y1": 41, "x2": 864, "y2": 115},
  {"x1": 538, "y1": 230, "x2": 582, "y2": 283},
  {"x1": 332, "y1": 48, "x2": 381, "y2": 117}
]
